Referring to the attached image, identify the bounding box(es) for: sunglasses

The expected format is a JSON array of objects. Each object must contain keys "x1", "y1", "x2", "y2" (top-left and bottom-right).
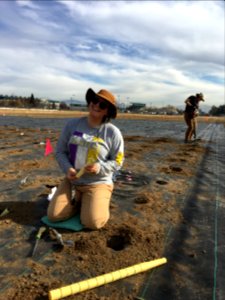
[{"x1": 91, "y1": 97, "x2": 109, "y2": 110}]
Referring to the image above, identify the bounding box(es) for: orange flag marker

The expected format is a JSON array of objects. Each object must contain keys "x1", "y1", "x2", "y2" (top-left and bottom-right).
[{"x1": 45, "y1": 138, "x2": 53, "y2": 156}]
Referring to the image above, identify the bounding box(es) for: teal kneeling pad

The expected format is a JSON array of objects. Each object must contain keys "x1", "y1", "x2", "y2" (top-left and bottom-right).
[{"x1": 41, "y1": 215, "x2": 83, "y2": 231}]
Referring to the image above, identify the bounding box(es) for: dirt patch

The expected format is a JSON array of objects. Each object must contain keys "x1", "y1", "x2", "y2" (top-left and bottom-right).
[{"x1": 0, "y1": 125, "x2": 208, "y2": 300}]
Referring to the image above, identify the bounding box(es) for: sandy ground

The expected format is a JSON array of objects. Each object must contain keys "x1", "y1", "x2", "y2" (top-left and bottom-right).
[
  {"x1": 0, "y1": 107, "x2": 223, "y2": 123},
  {"x1": 0, "y1": 111, "x2": 225, "y2": 300}
]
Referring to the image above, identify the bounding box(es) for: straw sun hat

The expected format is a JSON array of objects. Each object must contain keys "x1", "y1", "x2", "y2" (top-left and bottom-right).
[
  {"x1": 86, "y1": 88, "x2": 117, "y2": 118},
  {"x1": 196, "y1": 93, "x2": 205, "y2": 101}
]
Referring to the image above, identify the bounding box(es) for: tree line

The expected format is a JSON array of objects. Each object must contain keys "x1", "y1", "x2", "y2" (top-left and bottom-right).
[
  {"x1": 0, "y1": 94, "x2": 66, "y2": 110},
  {"x1": 0, "y1": 94, "x2": 224, "y2": 116},
  {"x1": 208, "y1": 105, "x2": 225, "y2": 116}
]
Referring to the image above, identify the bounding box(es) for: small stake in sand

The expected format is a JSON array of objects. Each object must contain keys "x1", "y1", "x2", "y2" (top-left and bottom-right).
[
  {"x1": 49, "y1": 257, "x2": 167, "y2": 300},
  {"x1": 76, "y1": 158, "x2": 96, "y2": 178},
  {"x1": 75, "y1": 166, "x2": 85, "y2": 178}
]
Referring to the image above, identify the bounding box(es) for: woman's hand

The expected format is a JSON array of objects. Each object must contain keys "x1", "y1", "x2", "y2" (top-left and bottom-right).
[
  {"x1": 67, "y1": 167, "x2": 77, "y2": 181},
  {"x1": 84, "y1": 163, "x2": 100, "y2": 174},
  {"x1": 67, "y1": 163, "x2": 100, "y2": 181}
]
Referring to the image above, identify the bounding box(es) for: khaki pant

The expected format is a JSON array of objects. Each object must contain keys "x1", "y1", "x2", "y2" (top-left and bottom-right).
[
  {"x1": 184, "y1": 112, "x2": 197, "y2": 142},
  {"x1": 47, "y1": 178, "x2": 113, "y2": 230}
]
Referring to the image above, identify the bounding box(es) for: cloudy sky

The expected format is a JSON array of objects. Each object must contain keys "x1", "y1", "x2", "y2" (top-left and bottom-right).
[{"x1": 0, "y1": 0, "x2": 224, "y2": 109}]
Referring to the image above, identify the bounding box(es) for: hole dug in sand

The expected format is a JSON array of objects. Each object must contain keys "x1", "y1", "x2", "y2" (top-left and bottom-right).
[
  {"x1": 107, "y1": 229, "x2": 132, "y2": 251},
  {"x1": 156, "y1": 179, "x2": 168, "y2": 185},
  {"x1": 107, "y1": 235, "x2": 131, "y2": 251},
  {"x1": 169, "y1": 165, "x2": 183, "y2": 172}
]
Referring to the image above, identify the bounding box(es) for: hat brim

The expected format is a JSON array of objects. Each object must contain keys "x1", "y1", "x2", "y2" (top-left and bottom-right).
[
  {"x1": 85, "y1": 88, "x2": 117, "y2": 118},
  {"x1": 86, "y1": 88, "x2": 96, "y2": 105}
]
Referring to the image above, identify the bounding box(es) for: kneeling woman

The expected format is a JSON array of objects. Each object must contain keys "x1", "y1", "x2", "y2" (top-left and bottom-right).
[{"x1": 47, "y1": 88, "x2": 124, "y2": 230}]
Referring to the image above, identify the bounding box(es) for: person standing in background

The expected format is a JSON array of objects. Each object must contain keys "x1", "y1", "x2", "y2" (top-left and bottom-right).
[{"x1": 184, "y1": 93, "x2": 205, "y2": 143}]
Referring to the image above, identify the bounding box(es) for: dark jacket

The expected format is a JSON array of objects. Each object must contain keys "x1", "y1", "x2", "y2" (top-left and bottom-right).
[{"x1": 185, "y1": 95, "x2": 199, "y2": 116}]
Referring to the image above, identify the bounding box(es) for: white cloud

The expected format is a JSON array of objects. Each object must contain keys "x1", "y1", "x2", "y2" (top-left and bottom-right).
[{"x1": 0, "y1": 0, "x2": 224, "y2": 109}]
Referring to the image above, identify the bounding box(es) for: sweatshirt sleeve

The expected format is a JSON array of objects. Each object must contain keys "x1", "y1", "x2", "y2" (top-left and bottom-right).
[
  {"x1": 55, "y1": 120, "x2": 74, "y2": 174},
  {"x1": 98, "y1": 126, "x2": 124, "y2": 176}
]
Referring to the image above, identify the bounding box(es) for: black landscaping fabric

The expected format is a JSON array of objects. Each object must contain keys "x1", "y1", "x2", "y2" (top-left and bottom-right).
[
  {"x1": 0, "y1": 116, "x2": 225, "y2": 300},
  {"x1": 138, "y1": 123, "x2": 225, "y2": 300}
]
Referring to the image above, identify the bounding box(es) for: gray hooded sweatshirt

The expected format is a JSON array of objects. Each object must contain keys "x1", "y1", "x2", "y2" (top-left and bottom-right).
[{"x1": 56, "y1": 117, "x2": 124, "y2": 185}]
